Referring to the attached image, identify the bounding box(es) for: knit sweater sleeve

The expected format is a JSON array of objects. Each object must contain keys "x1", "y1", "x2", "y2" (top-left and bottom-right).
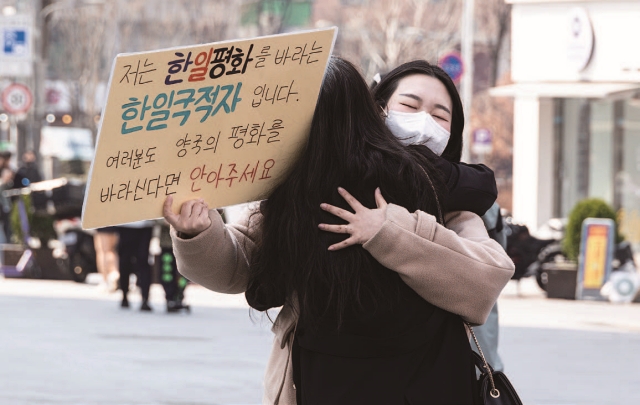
[
  {"x1": 362, "y1": 204, "x2": 514, "y2": 325},
  {"x1": 169, "y1": 209, "x2": 260, "y2": 294}
]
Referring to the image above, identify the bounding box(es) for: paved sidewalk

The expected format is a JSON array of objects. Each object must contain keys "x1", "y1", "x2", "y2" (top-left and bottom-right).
[
  {"x1": 497, "y1": 279, "x2": 640, "y2": 405},
  {"x1": 1, "y1": 276, "x2": 639, "y2": 404},
  {"x1": 0, "y1": 277, "x2": 272, "y2": 405}
]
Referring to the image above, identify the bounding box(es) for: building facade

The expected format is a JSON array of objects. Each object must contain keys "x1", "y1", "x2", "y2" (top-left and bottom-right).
[{"x1": 492, "y1": 0, "x2": 640, "y2": 249}]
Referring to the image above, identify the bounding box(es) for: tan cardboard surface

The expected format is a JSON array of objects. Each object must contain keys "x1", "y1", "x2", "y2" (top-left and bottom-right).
[{"x1": 82, "y1": 28, "x2": 337, "y2": 229}]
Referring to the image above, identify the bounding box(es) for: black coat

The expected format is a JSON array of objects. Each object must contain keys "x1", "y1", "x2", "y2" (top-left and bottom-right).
[{"x1": 416, "y1": 145, "x2": 497, "y2": 217}]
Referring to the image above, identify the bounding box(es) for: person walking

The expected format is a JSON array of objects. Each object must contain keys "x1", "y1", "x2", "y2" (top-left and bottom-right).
[
  {"x1": 117, "y1": 221, "x2": 154, "y2": 311},
  {"x1": 93, "y1": 227, "x2": 120, "y2": 292},
  {"x1": 0, "y1": 157, "x2": 13, "y2": 244},
  {"x1": 12, "y1": 150, "x2": 42, "y2": 189},
  {"x1": 0, "y1": 152, "x2": 15, "y2": 242}
]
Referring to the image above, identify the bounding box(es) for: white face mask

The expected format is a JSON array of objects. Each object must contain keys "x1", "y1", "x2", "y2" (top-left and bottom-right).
[{"x1": 385, "y1": 110, "x2": 451, "y2": 156}]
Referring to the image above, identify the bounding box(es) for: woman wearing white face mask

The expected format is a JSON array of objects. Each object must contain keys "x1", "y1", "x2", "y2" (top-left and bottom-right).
[
  {"x1": 372, "y1": 60, "x2": 507, "y2": 373},
  {"x1": 371, "y1": 61, "x2": 497, "y2": 217}
]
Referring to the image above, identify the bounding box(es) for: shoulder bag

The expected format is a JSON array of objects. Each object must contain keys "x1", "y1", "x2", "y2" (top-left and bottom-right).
[{"x1": 466, "y1": 322, "x2": 523, "y2": 405}]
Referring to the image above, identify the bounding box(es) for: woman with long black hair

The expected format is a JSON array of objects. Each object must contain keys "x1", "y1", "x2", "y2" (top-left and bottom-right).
[{"x1": 164, "y1": 57, "x2": 514, "y2": 404}]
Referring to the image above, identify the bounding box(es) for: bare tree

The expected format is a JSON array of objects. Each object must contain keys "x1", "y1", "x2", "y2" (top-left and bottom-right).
[
  {"x1": 46, "y1": 3, "x2": 110, "y2": 131},
  {"x1": 114, "y1": 0, "x2": 239, "y2": 53},
  {"x1": 335, "y1": 0, "x2": 462, "y2": 79},
  {"x1": 470, "y1": 77, "x2": 514, "y2": 210},
  {"x1": 475, "y1": 0, "x2": 511, "y2": 88},
  {"x1": 470, "y1": 0, "x2": 513, "y2": 209}
]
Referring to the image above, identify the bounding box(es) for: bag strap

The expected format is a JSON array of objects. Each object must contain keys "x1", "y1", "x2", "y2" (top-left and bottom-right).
[
  {"x1": 465, "y1": 321, "x2": 500, "y2": 399},
  {"x1": 420, "y1": 163, "x2": 500, "y2": 400}
]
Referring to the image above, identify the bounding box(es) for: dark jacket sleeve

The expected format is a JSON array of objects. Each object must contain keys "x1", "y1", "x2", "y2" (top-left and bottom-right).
[{"x1": 414, "y1": 145, "x2": 498, "y2": 216}]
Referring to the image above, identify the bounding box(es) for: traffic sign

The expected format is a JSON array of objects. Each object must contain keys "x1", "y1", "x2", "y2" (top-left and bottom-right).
[
  {"x1": 1, "y1": 83, "x2": 33, "y2": 114},
  {"x1": 471, "y1": 128, "x2": 492, "y2": 155},
  {"x1": 438, "y1": 52, "x2": 464, "y2": 83},
  {"x1": 0, "y1": 15, "x2": 33, "y2": 76},
  {"x1": 2, "y1": 27, "x2": 28, "y2": 57}
]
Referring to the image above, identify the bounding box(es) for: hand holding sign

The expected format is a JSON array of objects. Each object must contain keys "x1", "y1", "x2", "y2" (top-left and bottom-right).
[{"x1": 163, "y1": 196, "x2": 211, "y2": 238}]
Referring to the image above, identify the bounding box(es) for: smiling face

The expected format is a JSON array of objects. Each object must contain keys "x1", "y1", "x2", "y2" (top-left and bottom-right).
[{"x1": 386, "y1": 74, "x2": 453, "y2": 133}]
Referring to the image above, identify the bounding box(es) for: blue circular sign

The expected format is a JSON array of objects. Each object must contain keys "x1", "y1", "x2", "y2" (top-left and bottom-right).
[{"x1": 438, "y1": 52, "x2": 464, "y2": 83}]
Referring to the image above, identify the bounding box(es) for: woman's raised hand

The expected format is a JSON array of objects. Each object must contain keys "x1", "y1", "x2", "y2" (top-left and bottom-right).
[
  {"x1": 163, "y1": 195, "x2": 212, "y2": 237},
  {"x1": 319, "y1": 187, "x2": 388, "y2": 251}
]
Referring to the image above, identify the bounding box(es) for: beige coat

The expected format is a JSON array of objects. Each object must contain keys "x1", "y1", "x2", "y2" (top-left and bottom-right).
[{"x1": 171, "y1": 204, "x2": 515, "y2": 405}]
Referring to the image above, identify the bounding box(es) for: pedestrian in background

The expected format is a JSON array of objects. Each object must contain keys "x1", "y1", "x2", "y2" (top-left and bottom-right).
[
  {"x1": 93, "y1": 227, "x2": 120, "y2": 292},
  {"x1": 12, "y1": 150, "x2": 42, "y2": 189},
  {"x1": 117, "y1": 221, "x2": 154, "y2": 311},
  {"x1": 0, "y1": 153, "x2": 13, "y2": 244},
  {"x1": 155, "y1": 220, "x2": 190, "y2": 313}
]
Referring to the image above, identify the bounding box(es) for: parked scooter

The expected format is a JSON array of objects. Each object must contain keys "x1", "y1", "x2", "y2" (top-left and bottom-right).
[
  {"x1": 530, "y1": 239, "x2": 636, "y2": 291},
  {"x1": 504, "y1": 217, "x2": 558, "y2": 283},
  {"x1": 508, "y1": 216, "x2": 636, "y2": 291}
]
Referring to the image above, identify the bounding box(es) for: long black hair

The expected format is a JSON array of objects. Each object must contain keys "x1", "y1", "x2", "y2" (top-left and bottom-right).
[
  {"x1": 371, "y1": 60, "x2": 465, "y2": 163},
  {"x1": 245, "y1": 57, "x2": 447, "y2": 327}
]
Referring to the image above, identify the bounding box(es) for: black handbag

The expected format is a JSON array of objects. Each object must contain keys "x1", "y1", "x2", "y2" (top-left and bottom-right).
[{"x1": 466, "y1": 322, "x2": 523, "y2": 405}]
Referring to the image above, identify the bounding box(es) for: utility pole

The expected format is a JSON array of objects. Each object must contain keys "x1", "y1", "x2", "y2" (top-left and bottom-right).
[{"x1": 460, "y1": 0, "x2": 474, "y2": 163}]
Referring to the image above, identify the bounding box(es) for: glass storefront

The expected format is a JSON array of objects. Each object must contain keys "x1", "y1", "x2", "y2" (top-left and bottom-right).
[
  {"x1": 619, "y1": 100, "x2": 640, "y2": 248},
  {"x1": 555, "y1": 96, "x2": 640, "y2": 250}
]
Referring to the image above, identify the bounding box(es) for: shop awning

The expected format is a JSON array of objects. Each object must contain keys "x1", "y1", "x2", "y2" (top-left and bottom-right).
[{"x1": 489, "y1": 82, "x2": 640, "y2": 99}]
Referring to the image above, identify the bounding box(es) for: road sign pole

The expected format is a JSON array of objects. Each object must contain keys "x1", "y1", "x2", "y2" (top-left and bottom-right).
[
  {"x1": 461, "y1": 0, "x2": 475, "y2": 163},
  {"x1": 9, "y1": 115, "x2": 18, "y2": 167}
]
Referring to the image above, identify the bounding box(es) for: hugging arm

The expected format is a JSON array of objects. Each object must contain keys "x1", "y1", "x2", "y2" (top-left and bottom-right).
[
  {"x1": 363, "y1": 206, "x2": 514, "y2": 325},
  {"x1": 415, "y1": 145, "x2": 498, "y2": 216},
  {"x1": 320, "y1": 189, "x2": 514, "y2": 325}
]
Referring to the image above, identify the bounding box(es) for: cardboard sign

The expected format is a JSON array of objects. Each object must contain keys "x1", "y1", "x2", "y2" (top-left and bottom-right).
[
  {"x1": 576, "y1": 218, "x2": 615, "y2": 300},
  {"x1": 82, "y1": 28, "x2": 337, "y2": 229}
]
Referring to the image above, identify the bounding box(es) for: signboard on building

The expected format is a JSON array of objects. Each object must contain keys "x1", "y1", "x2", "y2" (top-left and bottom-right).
[
  {"x1": 576, "y1": 218, "x2": 615, "y2": 300},
  {"x1": 0, "y1": 15, "x2": 32, "y2": 77},
  {"x1": 438, "y1": 52, "x2": 464, "y2": 83},
  {"x1": 82, "y1": 28, "x2": 337, "y2": 229},
  {"x1": 566, "y1": 7, "x2": 595, "y2": 72}
]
